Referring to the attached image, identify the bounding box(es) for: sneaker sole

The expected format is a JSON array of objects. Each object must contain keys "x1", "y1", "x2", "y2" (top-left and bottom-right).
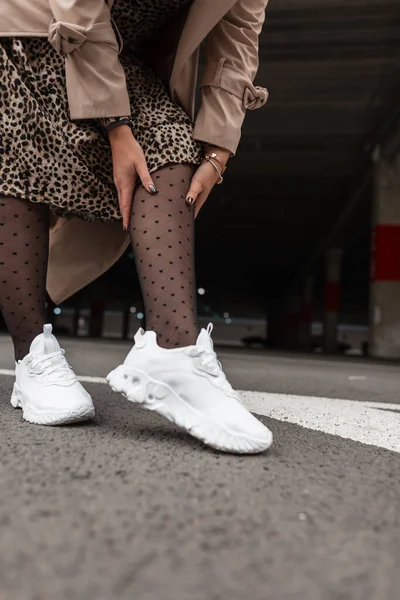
[
  {"x1": 107, "y1": 365, "x2": 272, "y2": 454},
  {"x1": 11, "y1": 383, "x2": 95, "y2": 426}
]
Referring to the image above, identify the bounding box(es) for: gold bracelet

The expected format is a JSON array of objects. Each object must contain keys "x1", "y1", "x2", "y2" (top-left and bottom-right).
[
  {"x1": 204, "y1": 156, "x2": 224, "y2": 184},
  {"x1": 205, "y1": 152, "x2": 227, "y2": 174}
]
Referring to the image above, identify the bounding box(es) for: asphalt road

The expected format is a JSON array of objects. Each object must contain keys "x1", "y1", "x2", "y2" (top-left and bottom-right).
[{"x1": 0, "y1": 335, "x2": 399, "y2": 600}]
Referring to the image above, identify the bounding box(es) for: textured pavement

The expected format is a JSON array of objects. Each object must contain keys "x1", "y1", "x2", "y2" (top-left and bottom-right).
[{"x1": 0, "y1": 335, "x2": 399, "y2": 600}]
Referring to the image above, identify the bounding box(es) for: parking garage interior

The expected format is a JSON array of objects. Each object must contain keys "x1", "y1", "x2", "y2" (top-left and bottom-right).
[{"x1": 2, "y1": 0, "x2": 399, "y2": 357}]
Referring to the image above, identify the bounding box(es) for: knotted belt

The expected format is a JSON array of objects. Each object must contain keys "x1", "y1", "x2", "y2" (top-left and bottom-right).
[
  {"x1": 201, "y1": 57, "x2": 268, "y2": 110},
  {"x1": 48, "y1": 19, "x2": 122, "y2": 56}
]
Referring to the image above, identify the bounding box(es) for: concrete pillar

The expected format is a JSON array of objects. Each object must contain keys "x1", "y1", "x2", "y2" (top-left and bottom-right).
[
  {"x1": 323, "y1": 248, "x2": 342, "y2": 353},
  {"x1": 122, "y1": 305, "x2": 130, "y2": 340},
  {"x1": 266, "y1": 294, "x2": 285, "y2": 347},
  {"x1": 72, "y1": 302, "x2": 80, "y2": 337},
  {"x1": 89, "y1": 300, "x2": 104, "y2": 338},
  {"x1": 298, "y1": 277, "x2": 314, "y2": 351},
  {"x1": 283, "y1": 295, "x2": 302, "y2": 349},
  {"x1": 369, "y1": 151, "x2": 400, "y2": 358}
]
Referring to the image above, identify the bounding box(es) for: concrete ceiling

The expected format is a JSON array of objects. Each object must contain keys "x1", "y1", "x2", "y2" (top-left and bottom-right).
[
  {"x1": 195, "y1": 0, "x2": 400, "y2": 293},
  {"x1": 106, "y1": 0, "x2": 400, "y2": 307},
  {"x1": 244, "y1": 0, "x2": 400, "y2": 178}
]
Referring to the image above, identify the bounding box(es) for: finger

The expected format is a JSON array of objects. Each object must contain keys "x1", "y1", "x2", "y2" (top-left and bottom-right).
[
  {"x1": 118, "y1": 181, "x2": 136, "y2": 231},
  {"x1": 186, "y1": 179, "x2": 203, "y2": 207},
  {"x1": 136, "y1": 159, "x2": 158, "y2": 194}
]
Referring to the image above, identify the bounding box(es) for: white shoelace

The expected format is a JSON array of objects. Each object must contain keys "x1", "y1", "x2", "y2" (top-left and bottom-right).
[
  {"x1": 28, "y1": 349, "x2": 77, "y2": 384},
  {"x1": 188, "y1": 346, "x2": 237, "y2": 397},
  {"x1": 192, "y1": 347, "x2": 221, "y2": 373}
]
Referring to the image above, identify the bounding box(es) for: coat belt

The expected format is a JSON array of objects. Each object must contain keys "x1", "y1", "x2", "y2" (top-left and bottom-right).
[
  {"x1": 200, "y1": 58, "x2": 268, "y2": 110},
  {"x1": 48, "y1": 19, "x2": 122, "y2": 56}
]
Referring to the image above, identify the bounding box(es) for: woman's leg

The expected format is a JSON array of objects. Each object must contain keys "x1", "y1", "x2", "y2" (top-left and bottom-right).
[
  {"x1": 0, "y1": 196, "x2": 49, "y2": 360},
  {"x1": 129, "y1": 163, "x2": 198, "y2": 348},
  {"x1": 110, "y1": 162, "x2": 272, "y2": 453},
  {"x1": 111, "y1": 164, "x2": 273, "y2": 453},
  {"x1": 0, "y1": 196, "x2": 95, "y2": 424}
]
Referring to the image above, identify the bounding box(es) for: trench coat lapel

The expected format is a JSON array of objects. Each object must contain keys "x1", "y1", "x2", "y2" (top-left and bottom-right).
[{"x1": 170, "y1": 0, "x2": 236, "y2": 88}]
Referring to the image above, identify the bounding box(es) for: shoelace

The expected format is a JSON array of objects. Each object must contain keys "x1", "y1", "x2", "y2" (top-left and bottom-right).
[
  {"x1": 188, "y1": 347, "x2": 237, "y2": 396},
  {"x1": 29, "y1": 349, "x2": 77, "y2": 383}
]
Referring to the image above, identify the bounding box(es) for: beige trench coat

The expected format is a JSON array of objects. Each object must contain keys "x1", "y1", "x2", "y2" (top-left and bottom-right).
[{"x1": 0, "y1": 0, "x2": 269, "y2": 304}]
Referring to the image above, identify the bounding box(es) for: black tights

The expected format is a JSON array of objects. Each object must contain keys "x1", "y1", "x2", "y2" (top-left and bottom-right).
[
  {"x1": 0, "y1": 197, "x2": 48, "y2": 360},
  {"x1": 0, "y1": 163, "x2": 198, "y2": 359},
  {"x1": 129, "y1": 163, "x2": 198, "y2": 348}
]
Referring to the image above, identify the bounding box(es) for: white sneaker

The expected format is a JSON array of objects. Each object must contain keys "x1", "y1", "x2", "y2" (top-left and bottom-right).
[
  {"x1": 11, "y1": 324, "x2": 95, "y2": 425},
  {"x1": 107, "y1": 324, "x2": 272, "y2": 454}
]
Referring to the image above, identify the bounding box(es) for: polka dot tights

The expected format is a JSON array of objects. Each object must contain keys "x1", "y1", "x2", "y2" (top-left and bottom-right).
[
  {"x1": 130, "y1": 163, "x2": 199, "y2": 349},
  {"x1": 0, "y1": 163, "x2": 199, "y2": 357},
  {"x1": 0, "y1": 196, "x2": 49, "y2": 360}
]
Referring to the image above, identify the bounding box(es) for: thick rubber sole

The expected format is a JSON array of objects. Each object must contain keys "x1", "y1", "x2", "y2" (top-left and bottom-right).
[
  {"x1": 10, "y1": 383, "x2": 95, "y2": 426},
  {"x1": 107, "y1": 364, "x2": 272, "y2": 454}
]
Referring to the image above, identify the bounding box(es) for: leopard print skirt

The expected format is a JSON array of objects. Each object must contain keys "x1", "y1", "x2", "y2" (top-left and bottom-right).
[{"x1": 0, "y1": 0, "x2": 202, "y2": 222}]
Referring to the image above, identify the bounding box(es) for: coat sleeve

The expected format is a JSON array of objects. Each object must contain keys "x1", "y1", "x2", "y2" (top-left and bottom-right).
[
  {"x1": 193, "y1": 0, "x2": 269, "y2": 155},
  {"x1": 48, "y1": 0, "x2": 130, "y2": 119}
]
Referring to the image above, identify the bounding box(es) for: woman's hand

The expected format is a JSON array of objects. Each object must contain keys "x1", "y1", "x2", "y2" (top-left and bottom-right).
[
  {"x1": 109, "y1": 125, "x2": 157, "y2": 230},
  {"x1": 186, "y1": 146, "x2": 230, "y2": 217}
]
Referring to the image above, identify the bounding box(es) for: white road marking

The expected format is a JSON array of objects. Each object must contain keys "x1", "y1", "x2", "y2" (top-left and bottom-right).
[
  {"x1": 242, "y1": 391, "x2": 400, "y2": 454},
  {"x1": 75, "y1": 375, "x2": 108, "y2": 384},
  {"x1": 348, "y1": 376, "x2": 367, "y2": 380},
  {"x1": 1, "y1": 369, "x2": 398, "y2": 453},
  {"x1": 0, "y1": 369, "x2": 107, "y2": 384},
  {"x1": 0, "y1": 369, "x2": 15, "y2": 376}
]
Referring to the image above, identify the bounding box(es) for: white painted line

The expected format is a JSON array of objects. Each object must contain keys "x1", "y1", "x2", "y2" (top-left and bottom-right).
[
  {"x1": 241, "y1": 391, "x2": 400, "y2": 454},
  {"x1": 1, "y1": 369, "x2": 399, "y2": 453},
  {"x1": 348, "y1": 376, "x2": 367, "y2": 381},
  {"x1": 363, "y1": 401, "x2": 400, "y2": 411},
  {"x1": 75, "y1": 375, "x2": 108, "y2": 384},
  {"x1": 0, "y1": 369, "x2": 106, "y2": 384}
]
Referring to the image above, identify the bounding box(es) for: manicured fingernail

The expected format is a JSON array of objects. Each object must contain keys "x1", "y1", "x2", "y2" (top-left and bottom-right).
[
  {"x1": 149, "y1": 184, "x2": 158, "y2": 194},
  {"x1": 186, "y1": 197, "x2": 194, "y2": 205},
  {"x1": 123, "y1": 225, "x2": 127, "y2": 232}
]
